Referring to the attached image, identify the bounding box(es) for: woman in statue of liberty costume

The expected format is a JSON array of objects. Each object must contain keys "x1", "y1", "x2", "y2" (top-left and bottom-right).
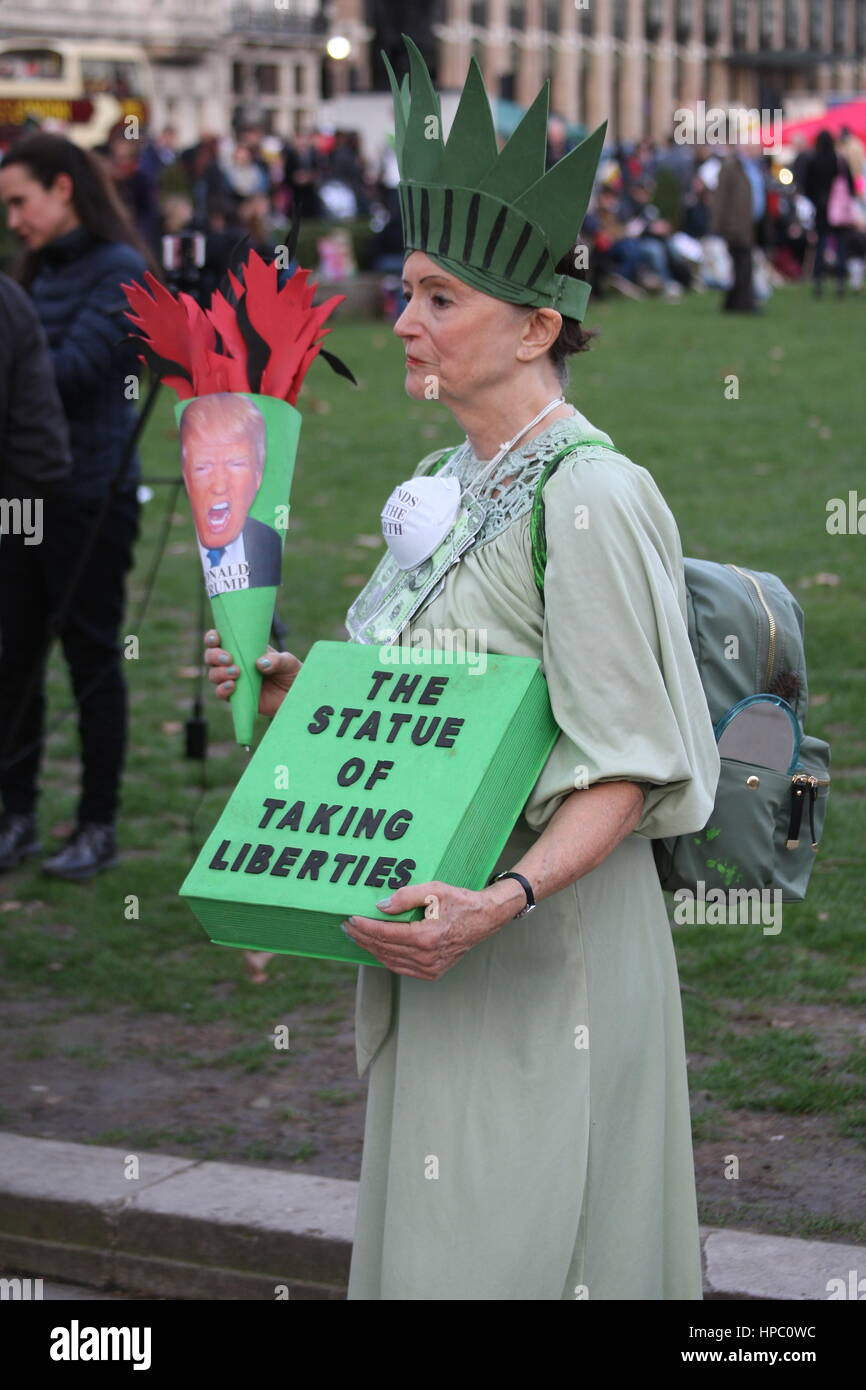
[{"x1": 205, "y1": 36, "x2": 719, "y2": 1300}]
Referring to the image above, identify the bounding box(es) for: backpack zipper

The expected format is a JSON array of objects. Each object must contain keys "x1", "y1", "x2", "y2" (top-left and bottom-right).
[
  {"x1": 727, "y1": 564, "x2": 777, "y2": 688},
  {"x1": 786, "y1": 772, "x2": 830, "y2": 850}
]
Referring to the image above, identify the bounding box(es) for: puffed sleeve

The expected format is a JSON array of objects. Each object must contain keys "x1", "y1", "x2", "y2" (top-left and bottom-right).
[{"x1": 522, "y1": 447, "x2": 720, "y2": 839}]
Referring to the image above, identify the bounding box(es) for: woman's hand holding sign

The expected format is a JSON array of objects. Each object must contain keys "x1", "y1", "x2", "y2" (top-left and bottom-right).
[
  {"x1": 203, "y1": 629, "x2": 301, "y2": 716},
  {"x1": 345, "y1": 780, "x2": 647, "y2": 980},
  {"x1": 343, "y1": 876, "x2": 525, "y2": 981}
]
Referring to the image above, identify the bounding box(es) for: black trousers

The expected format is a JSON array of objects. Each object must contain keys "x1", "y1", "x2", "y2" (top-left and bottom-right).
[
  {"x1": 0, "y1": 490, "x2": 140, "y2": 825},
  {"x1": 814, "y1": 225, "x2": 850, "y2": 284},
  {"x1": 724, "y1": 242, "x2": 754, "y2": 312}
]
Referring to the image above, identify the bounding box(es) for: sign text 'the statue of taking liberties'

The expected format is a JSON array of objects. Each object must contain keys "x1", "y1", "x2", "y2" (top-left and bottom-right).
[{"x1": 180, "y1": 642, "x2": 559, "y2": 966}]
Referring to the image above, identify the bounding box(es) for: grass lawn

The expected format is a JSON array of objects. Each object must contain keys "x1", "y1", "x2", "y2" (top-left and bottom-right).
[{"x1": 0, "y1": 281, "x2": 864, "y2": 1241}]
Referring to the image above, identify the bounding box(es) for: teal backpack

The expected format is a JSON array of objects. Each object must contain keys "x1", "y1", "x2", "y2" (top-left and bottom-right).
[{"x1": 430, "y1": 438, "x2": 831, "y2": 902}]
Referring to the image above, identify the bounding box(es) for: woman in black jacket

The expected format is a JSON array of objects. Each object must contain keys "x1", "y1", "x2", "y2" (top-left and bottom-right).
[
  {"x1": 0, "y1": 135, "x2": 152, "y2": 879},
  {"x1": 0, "y1": 271, "x2": 71, "y2": 500},
  {"x1": 804, "y1": 129, "x2": 856, "y2": 298}
]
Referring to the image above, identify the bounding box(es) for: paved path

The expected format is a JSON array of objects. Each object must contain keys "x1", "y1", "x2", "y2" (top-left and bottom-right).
[{"x1": 0, "y1": 1132, "x2": 862, "y2": 1301}]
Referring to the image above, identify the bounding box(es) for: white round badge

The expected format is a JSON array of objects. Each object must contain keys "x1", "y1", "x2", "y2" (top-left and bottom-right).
[{"x1": 380, "y1": 473, "x2": 462, "y2": 570}]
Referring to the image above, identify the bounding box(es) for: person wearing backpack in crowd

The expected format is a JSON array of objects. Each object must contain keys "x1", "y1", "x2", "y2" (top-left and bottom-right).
[
  {"x1": 0, "y1": 134, "x2": 153, "y2": 879},
  {"x1": 202, "y1": 39, "x2": 720, "y2": 1301},
  {"x1": 804, "y1": 130, "x2": 857, "y2": 298}
]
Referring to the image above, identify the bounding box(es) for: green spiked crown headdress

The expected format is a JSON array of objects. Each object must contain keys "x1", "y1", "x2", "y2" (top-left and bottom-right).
[{"x1": 382, "y1": 33, "x2": 607, "y2": 322}]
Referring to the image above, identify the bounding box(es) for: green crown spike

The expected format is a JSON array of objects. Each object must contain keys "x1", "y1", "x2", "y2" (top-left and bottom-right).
[
  {"x1": 476, "y1": 80, "x2": 548, "y2": 202},
  {"x1": 439, "y1": 53, "x2": 499, "y2": 185},
  {"x1": 383, "y1": 32, "x2": 606, "y2": 322}
]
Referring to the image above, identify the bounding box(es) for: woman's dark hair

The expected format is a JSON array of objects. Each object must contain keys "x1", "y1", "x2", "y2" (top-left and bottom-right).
[
  {"x1": 815, "y1": 129, "x2": 836, "y2": 157},
  {"x1": 809, "y1": 128, "x2": 843, "y2": 200},
  {"x1": 547, "y1": 243, "x2": 597, "y2": 390},
  {"x1": 811, "y1": 128, "x2": 839, "y2": 183},
  {"x1": 1, "y1": 132, "x2": 158, "y2": 286}
]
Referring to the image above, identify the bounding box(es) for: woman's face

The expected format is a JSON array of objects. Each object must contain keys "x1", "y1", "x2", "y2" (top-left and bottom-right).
[
  {"x1": 395, "y1": 250, "x2": 533, "y2": 405},
  {"x1": 0, "y1": 164, "x2": 80, "y2": 250}
]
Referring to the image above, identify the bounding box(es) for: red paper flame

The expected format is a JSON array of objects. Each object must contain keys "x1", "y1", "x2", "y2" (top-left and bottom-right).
[{"x1": 121, "y1": 250, "x2": 347, "y2": 403}]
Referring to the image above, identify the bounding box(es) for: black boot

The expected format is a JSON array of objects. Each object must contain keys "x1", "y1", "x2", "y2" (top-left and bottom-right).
[
  {"x1": 41, "y1": 822, "x2": 119, "y2": 881},
  {"x1": 0, "y1": 811, "x2": 41, "y2": 871}
]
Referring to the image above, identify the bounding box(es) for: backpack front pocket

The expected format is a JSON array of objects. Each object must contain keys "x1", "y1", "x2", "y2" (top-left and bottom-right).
[{"x1": 654, "y1": 744, "x2": 829, "y2": 903}]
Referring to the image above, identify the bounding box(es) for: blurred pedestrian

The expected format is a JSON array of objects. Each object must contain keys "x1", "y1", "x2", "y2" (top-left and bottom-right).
[
  {"x1": 790, "y1": 133, "x2": 811, "y2": 195},
  {"x1": 181, "y1": 134, "x2": 232, "y2": 227},
  {"x1": 284, "y1": 130, "x2": 322, "y2": 221},
  {"x1": 101, "y1": 127, "x2": 161, "y2": 249},
  {"x1": 0, "y1": 134, "x2": 152, "y2": 878},
  {"x1": 837, "y1": 125, "x2": 865, "y2": 188},
  {"x1": 656, "y1": 135, "x2": 696, "y2": 195},
  {"x1": 235, "y1": 122, "x2": 270, "y2": 190},
  {"x1": 711, "y1": 148, "x2": 757, "y2": 313},
  {"x1": 545, "y1": 115, "x2": 568, "y2": 170},
  {"x1": 138, "y1": 125, "x2": 178, "y2": 187},
  {"x1": 804, "y1": 130, "x2": 856, "y2": 298},
  {"x1": 220, "y1": 142, "x2": 268, "y2": 202},
  {"x1": 327, "y1": 130, "x2": 369, "y2": 216},
  {"x1": 0, "y1": 270, "x2": 71, "y2": 509}
]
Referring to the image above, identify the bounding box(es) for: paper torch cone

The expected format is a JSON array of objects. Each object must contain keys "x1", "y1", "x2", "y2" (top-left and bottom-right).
[
  {"x1": 121, "y1": 246, "x2": 356, "y2": 748},
  {"x1": 176, "y1": 392, "x2": 300, "y2": 747}
]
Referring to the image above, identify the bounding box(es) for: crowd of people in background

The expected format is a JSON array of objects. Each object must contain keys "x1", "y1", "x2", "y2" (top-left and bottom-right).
[
  {"x1": 86, "y1": 121, "x2": 385, "y2": 299},
  {"x1": 582, "y1": 125, "x2": 865, "y2": 312},
  {"x1": 73, "y1": 116, "x2": 866, "y2": 318}
]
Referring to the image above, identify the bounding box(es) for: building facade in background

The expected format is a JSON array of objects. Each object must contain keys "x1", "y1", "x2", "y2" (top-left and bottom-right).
[
  {"x1": 1, "y1": 0, "x2": 864, "y2": 146},
  {"x1": 334, "y1": 0, "x2": 866, "y2": 141},
  {"x1": 0, "y1": 0, "x2": 327, "y2": 142}
]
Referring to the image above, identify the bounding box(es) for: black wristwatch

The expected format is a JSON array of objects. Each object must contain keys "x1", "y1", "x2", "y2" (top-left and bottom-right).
[{"x1": 487, "y1": 870, "x2": 536, "y2": 919}]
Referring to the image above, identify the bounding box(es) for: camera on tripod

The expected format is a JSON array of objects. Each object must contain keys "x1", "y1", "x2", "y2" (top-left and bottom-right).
[{"x1": 161, "y1": 229, "x2": 207, "y2": 296}]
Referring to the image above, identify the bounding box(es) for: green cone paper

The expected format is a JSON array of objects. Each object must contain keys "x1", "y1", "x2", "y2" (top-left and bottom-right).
[
  {"x1": 175, "y1": 392, "x2": 301, "y2": 746},
  {"x1": 179, "y1": 641, "x2": 559, "y2": 967}
]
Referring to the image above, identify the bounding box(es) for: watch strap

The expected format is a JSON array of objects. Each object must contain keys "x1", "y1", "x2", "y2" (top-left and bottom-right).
[{"x1": 487, "y1": 870, "x2": 536, "y2": 917}]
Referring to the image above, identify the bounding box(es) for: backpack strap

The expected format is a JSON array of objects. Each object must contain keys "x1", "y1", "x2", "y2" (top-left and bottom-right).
[
  {"x1": 422, "y1": 445, "x2": 462, "y2": 476},
  {"x1": 529, "y1": 439, "x2": 619, "y2": 593}
]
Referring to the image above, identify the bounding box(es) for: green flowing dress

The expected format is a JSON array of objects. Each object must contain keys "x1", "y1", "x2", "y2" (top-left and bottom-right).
[{"x1": 346, "y1": 408, "x2": 720, "y2": 1301}]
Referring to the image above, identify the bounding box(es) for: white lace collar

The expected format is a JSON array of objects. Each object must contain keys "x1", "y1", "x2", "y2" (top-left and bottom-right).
[{"x1": 434, "y1": 408, "x2": 610, "y2": 550}]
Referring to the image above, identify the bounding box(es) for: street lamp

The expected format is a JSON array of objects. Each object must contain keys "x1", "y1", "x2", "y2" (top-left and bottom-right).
[{"x1": 326, "y1": 35, "x2": 352, "y2": 61}]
